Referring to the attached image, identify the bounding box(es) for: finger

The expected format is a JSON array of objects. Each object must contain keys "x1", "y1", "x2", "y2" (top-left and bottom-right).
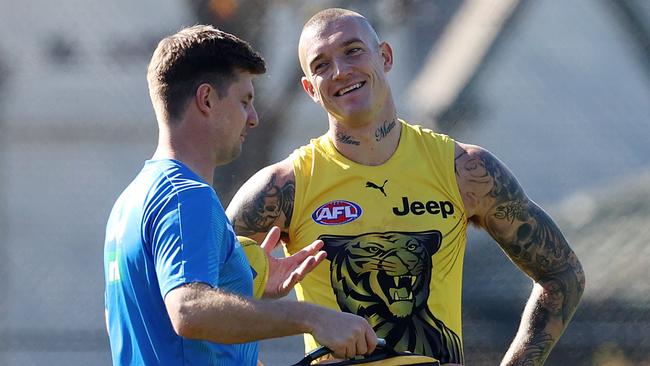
[
  {"x1": 260, "y1": 226, "x2": 281, "y2": 255},
  {"x1": 312, "y1": 250, "x2": 327, "y2": 266},
  {"x1": 331, "y1": 343, "x2": 349, "y2": 360},
  {"x1": 346, "y1": 342, "x2": 356, "y2": 360},
  {"x1": 308, "y1": 239, "x2": 324, "y2": 252},
  {"x1": 365, "y1": 327, "x2": 378, "y2": 355},
  {"x1": 281, "y1": 251, "x2": 324, "y2": 286},
  {"x1": 355, "y1": 332, "x2": 368, "y2": 356},
  {"x1": 297, "y1": 255, "x2": 321, "y2": 276},
  {"x1": 289, "y1": 240, "x2": 324, "y2": 264},
  {"x1": 331, "y1": 345, "x2": 346, "y2": 360},
  {"x1": 284, "y1": 256, "x2": 317, "y2": 287},
  {"x1": 280, "y1": 254, "x2": 321, "y2": 292},
  {"x1": 280, "y1": 269, "x2": 301, "y2": 293}
]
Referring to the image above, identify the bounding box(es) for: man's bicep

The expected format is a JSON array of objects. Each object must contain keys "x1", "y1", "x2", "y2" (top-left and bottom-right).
[
  {"x1": 485, "y1": 196, "x2": 581, "y2": 281},
  {"x1": 486, "y1": 195, "x2": 585, "y2": 311},
  {"x1": 457, "y1": 145, "x2": 584, "y2": 283},
  {"x1": 226, "y1": 161, "x2": 295, "y2": 240}
]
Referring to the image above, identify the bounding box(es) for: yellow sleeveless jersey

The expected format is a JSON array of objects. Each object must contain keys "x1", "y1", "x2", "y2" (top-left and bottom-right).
[{"x1": 287, "y1": 120, "x2": 466, "y2": 364}]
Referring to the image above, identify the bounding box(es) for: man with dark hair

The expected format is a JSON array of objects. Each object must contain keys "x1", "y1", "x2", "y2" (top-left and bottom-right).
[
  {"x1": 227, "y1": 9, "x2": 585, "y2": 365},
  {"x1": 104, "y1": 25, "x2": 376, "y2": 366}
]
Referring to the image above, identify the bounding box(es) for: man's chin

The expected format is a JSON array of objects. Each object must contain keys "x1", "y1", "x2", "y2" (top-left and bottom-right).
[
  {"x1": 334, "y1": 108, "x2": 374, "y2": 124},
  {"x1": 229, "y1": 146, "x2": 243, "y2": 162},
  {"x1": 215, "y1": 146, "x2": 243, "y2": 166}
]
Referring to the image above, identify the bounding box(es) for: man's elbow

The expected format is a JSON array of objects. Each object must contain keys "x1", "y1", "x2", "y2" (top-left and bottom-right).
[
  {"x1": 537, "y1": 257, "x2": 586, "y2": 302},
  {"x1": 165, "y1": 286, "x2": 209, "y2": 339},
  {"x1": 560, "y1": 257, "x2": 586, "y2": 308},
  {"x1": 167, "y1": 299, "x2": 203, "y2": 339},
  {"x1": 574, "y1": 259, "x2": 586, "y2": 298}
]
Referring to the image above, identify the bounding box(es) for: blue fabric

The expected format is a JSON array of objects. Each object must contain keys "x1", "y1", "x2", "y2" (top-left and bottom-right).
[{"x1": 104, "y1": 159, "x2": 257, "y2": 365}]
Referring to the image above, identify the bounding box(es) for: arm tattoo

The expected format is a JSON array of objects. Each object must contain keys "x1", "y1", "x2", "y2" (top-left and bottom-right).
[
  {"x1": 459, "y1": 150, "x2": 584, "y2": 290},
  {"x1": 375, "y1": 118, "x2": 397, "y2": 142},
  {"x1": 512, "y1": 331, "x2": 554, "y2": 365},
  {"x1": 509, "y1": 279, "x2": 564, "y2": 365},
  {"x1": 457, "y1": 149, "x2": 585, "y2": 364},
  {"x1": 511, "y1": 280, "x2": 562, "y2": 365},
  {"x1": 494, "y1": 201, "x2": 528, "y2": 223},
  {"x1": 336, "y1": 132, "x2": 360, "y2": 145},
  {"x1": 234, "y1": 175, "x2": 295, "y2": 235},
  {"x1": 281, "y1": 181, "x2": 295, "y2": 227}
]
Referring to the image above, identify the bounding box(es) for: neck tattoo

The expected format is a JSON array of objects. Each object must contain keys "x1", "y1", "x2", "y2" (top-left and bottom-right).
[
  {"x1": 375, "y1": 119, "x2": 397, "y2": 142},
  {"x1": 336, "y1": 132, "x2": 361, "y2": 145}
]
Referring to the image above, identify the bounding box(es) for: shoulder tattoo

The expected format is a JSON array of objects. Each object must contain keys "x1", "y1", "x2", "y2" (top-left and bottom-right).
[{"x1": 234, "y1": 174, "x2": 295, "y2": 235}]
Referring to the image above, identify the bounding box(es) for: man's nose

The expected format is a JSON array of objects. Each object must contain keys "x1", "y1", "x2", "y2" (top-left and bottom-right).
[
  {"x1": 247, "y1": 106, "x2": 259, "y2": 128},
  {"x1": 332, "y1": 59, "x2": 351, "y2": 80}
]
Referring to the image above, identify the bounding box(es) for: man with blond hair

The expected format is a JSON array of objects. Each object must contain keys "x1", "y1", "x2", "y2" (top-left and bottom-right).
[{"x1": 227, "y1": 9, "x2": 585, "y2": 365}]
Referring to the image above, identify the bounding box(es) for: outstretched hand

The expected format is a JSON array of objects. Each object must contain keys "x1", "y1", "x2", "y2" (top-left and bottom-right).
[{"x1": 261, "y1": 226, "x2": 327, "y2": 298}]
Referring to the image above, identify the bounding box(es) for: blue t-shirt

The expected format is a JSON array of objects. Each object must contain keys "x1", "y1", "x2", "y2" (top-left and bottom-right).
[{"x1": 104, "y1": 159, "x2": 258, "y2": 365}]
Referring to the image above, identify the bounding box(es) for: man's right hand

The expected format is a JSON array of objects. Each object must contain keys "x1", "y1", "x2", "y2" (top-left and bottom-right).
[
  {"x1": 261, "y1": 226, "x2": 327, "y2": 298},
  {"x1": 310, "y1": 308, "x2": 378, "y2": 359}
]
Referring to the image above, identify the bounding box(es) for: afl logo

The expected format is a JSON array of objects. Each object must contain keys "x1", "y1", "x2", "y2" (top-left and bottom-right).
[{"x1": 312, "y1": 200, "x2": 362, "y2": 225}]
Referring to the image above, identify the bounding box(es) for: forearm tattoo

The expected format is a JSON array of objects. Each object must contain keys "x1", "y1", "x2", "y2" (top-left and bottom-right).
[
  {"x1": 509, "y1": 279, "x2": 565, "y2": 366},
  {"x1": 233, "y1": 175, "x2": 295, "y2": 236},
  {"x1": 512, "y1": 330, "x2": 554, "y2": 365},
  {"x1": 375, "y1": 118, "x2": 396, "y2": 142},
  {"x1": 336, "y1": 132, "x2": 360, "y2": 145},
  {"x1": 456, "y1": 149, "x2": 585, "y2": 363}
]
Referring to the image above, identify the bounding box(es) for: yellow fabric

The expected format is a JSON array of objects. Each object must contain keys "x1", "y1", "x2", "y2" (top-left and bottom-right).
[{"x1": 287, "y1": 120, "x2": 467, "y2": 363}]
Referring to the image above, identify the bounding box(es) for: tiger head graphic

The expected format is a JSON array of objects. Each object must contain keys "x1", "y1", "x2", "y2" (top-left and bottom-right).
[
  {"x1": 319, "y1": 230, "x2": 464, "y2": 363},
  {"x1": 319, "y1": 230, "x2": 441, "y2": 319}
]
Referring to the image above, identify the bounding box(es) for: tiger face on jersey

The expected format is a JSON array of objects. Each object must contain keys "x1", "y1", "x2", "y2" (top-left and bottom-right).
[{"x1": 287, "y1": 120, "x2": 467, "y2": 364}]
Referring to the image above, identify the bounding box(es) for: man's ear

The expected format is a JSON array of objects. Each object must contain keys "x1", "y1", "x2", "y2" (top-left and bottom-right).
[
  {"x1": 379, "y1": 42, "x2": 393, "y2": 73},
  {"x1": 195, "y1": 83, "x2": 212, "y2": 115},
  {"x1": 301, "y1": 76, "x2": 319, "y2": 102}
]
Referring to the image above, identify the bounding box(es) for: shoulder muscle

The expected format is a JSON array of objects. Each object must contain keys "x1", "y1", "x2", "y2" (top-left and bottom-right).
[
  {"x1": 226, "y1": 158, "x2": 295, "y2": 242},
  {"x1": 454, "y1": 142, "x2": 525, "y2": 224}
]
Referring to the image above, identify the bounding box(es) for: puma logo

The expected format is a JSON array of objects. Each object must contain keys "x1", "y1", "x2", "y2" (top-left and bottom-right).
[{"x1": 366, "y1": 180, "x2": 388, "y2": 197}]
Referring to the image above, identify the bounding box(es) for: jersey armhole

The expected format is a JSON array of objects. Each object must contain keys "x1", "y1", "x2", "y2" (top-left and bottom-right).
[
  {"x1": 287, "y1": 148, "x2": 308, "y2": 248},
  {"x1": 447, "y1": 139, "x2": 468, "y2": 224}
]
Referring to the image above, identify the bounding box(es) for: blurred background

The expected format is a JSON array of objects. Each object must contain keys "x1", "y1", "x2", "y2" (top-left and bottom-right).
[{"x1": 0, "y1": 0, "x2": 648, "y2": 365}]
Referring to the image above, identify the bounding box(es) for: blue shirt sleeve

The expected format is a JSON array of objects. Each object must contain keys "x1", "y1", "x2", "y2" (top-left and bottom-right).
[{"x1": 149, "y1": 184, "x2": 229, "y2": 298}]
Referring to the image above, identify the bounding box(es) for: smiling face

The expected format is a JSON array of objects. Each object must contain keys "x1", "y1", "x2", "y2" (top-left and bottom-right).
[{"x1": 299, "y1": 15, "x2": 393, "y2": 126}]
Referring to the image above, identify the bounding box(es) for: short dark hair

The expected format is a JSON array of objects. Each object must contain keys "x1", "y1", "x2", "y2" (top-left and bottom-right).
[{"x1": 147, "y1": 25, "x2": 266, "y2": 121}]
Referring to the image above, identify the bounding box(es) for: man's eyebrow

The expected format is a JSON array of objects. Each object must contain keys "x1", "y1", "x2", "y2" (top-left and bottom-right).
[
  {"x1": 309, "y1": 54, "x2": 325, "y2": 70},
  {"x1": 341, "y1": 38, "x2": 364, "y2": 47},
  {"x1": 308, "y1": 38, "x2": 365, "y2": 69}
]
